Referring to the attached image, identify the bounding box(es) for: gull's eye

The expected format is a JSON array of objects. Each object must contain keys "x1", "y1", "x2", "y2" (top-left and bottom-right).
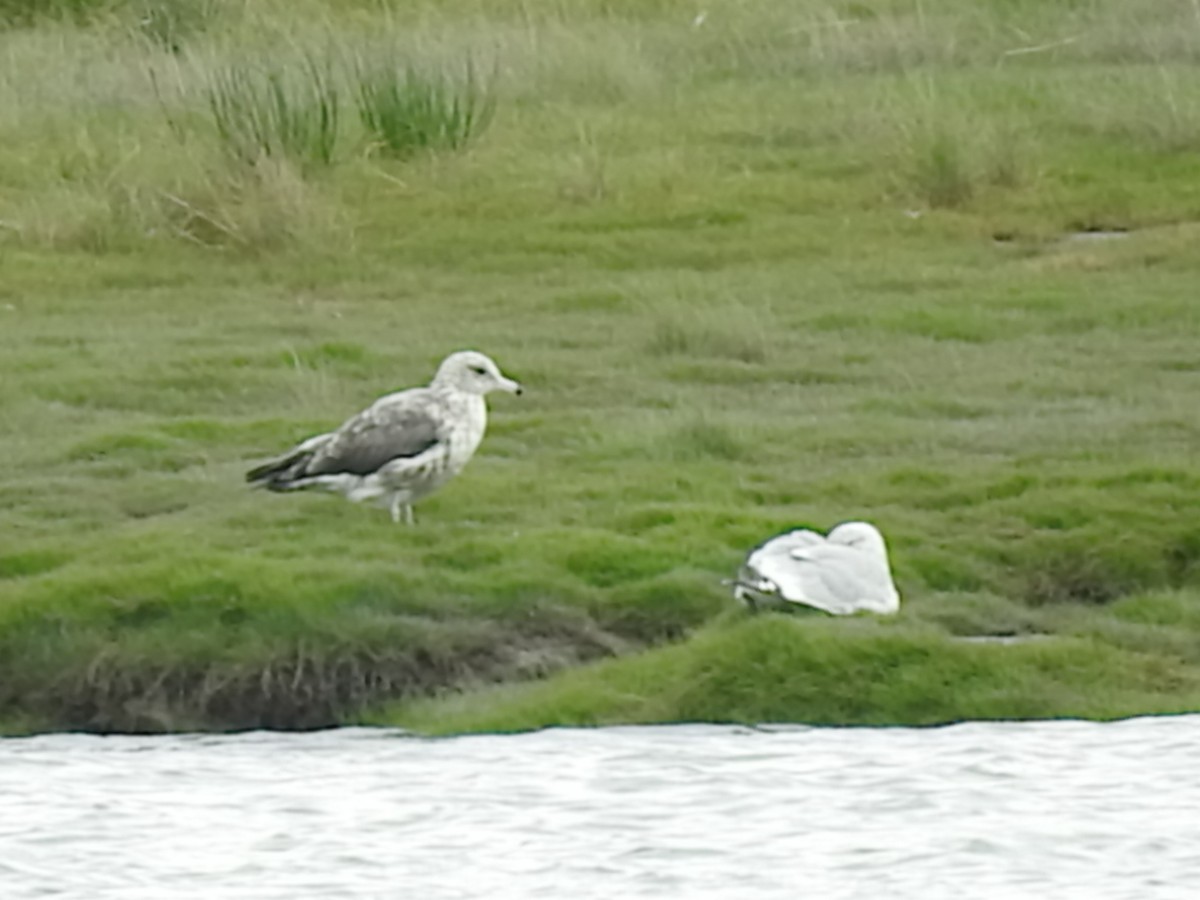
[{"x1": 470, "y1": 365, "x2": 487, "y2": 375}]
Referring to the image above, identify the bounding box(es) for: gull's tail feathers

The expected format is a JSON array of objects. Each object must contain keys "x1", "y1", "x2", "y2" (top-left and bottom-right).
[{"x1": 245, "y1": 433, "x2": 332, "y2": 492}]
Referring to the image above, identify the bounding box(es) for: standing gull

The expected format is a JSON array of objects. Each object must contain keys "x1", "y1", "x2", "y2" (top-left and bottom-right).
[
  {"x1": 729, "y1": 521, "x2": 900, "y2": 615},
  {"x1": 245, "y1": 350, "x2": 522, "y2": 525}
]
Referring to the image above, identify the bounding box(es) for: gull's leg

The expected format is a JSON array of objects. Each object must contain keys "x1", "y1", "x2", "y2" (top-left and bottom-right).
[
  {"x1": 389, "y1": 495, "x2": 402, "y2": 524},
  {"x1": 403, "y1": 504, "x2": 414, "y2": 527}
]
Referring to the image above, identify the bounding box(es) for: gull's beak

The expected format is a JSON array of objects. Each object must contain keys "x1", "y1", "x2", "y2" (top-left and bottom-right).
[
  {"x1": 723, "y1": 578, "x2": 757, "y2": 591},
  {"x1": 728, "y1": 582, "x2": 757, "y2": 609},
  {"x1": 722, "y1": 577, "x2": 754, "y2": 595},
  {"x1": 500, "y1": 376, "x2": 523, "y2": 396}
]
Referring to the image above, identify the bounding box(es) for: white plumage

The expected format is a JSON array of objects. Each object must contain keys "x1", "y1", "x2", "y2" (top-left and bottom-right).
[
  {"x1": 730, "y1": 521, "x2": 901, "y2": 615},
  {"x1": 245, "y1": 350, "x2": 522, "y2": 525}
]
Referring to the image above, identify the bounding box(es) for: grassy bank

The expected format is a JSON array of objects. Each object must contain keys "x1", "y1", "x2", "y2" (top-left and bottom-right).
[
  {"x1": 3, "y1": 0, "x2": 1200, "y2": 734},
  {"x1": 379, "y1": 613, "x2": 1200, "y2": 735}
]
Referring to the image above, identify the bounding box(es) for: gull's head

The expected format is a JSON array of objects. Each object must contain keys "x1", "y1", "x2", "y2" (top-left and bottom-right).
[
  {"x1": 434, "y1": 350, "x2": 523, "y2": 397},
  {"x1": 829, "y1": 521, "x2": 900, "y2": 615},
  {"x1": 828, "y1": 521, "x2": 889, "y2": 558},
  {"x1": 723, "y1": 566, "x2": 779, "y2": 610}
]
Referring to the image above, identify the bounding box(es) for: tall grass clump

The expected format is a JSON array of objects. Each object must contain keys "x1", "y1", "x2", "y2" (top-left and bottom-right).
[
  {"x1": 352, "y1": 55, "x2": 496, "y2": 159},
  {"x1": 205, "y1": 56, "x2": 340, "y2": 170},
  {"x1": 152, "y1": 160, "x2": 344, "y2": 252},
  {"x1": 892, "y1": 109, "x2": 1031, "y2": 209},
  {"x1": 909, "y1": 127, "x2": 974, "y2": 209}
]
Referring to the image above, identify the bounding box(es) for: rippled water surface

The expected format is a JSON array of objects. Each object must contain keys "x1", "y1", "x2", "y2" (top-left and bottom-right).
[{"x1": 3, "y1": 717, "x2": 1199, "y2": 899}]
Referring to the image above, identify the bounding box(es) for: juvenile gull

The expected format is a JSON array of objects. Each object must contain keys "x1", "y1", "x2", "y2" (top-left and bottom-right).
[
  {"x1": 729, "y1": 521, "x2": 900, "y2": 615},
  {"x1": 245, "y1": 350, "x2": 522, "y2": 525}
]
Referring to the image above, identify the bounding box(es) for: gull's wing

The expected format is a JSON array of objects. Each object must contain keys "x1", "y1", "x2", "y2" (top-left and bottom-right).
[
  {"x1": 758, "y1": 543, "x2": 898, "y2": 615},
  {"x1": 744, "y1": 529, "x2": 825, "y2": 574},
  {"x1": 747, "y1": 529, "x2": 825, "y2": 562},
  {"x1": 734, "y1": 529, "x2": 830, "y2": 600},
  {"x1": 305, "y1": 389, "x2": 445, "y2": 477}
]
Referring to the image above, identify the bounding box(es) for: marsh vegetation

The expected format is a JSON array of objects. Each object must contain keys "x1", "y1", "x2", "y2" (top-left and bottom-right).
[{"x1": 2, "y1": 0, "x2": 1200, "y2": 733}]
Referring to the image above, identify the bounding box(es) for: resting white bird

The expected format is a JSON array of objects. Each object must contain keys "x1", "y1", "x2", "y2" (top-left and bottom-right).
[
  {"x1": 729, "y1": 521, "x2": 901, "y2": 615},
  {"x1": 245, "y1": 350, "x2": 522, "y2": 525}
]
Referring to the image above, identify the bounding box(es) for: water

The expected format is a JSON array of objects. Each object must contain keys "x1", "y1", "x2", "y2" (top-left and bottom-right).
[{"x1": 2, "y1": 717, "x2": 1198, "y2": 900}]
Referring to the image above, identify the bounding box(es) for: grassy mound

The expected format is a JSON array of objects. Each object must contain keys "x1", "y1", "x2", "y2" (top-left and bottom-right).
[
  {"x1": 378, "y1": 609, "x2": 1200, "y2": 735},
  {"x1": 3, "y1": 0, "x2": 1200, "y2": 733}
]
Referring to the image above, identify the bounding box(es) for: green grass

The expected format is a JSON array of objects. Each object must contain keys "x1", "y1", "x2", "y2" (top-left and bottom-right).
[
  {"x1": 0, "y1": 0, "x2": 112, "y2": 25},
  {"x1": 377, "y1": 615, "x2": 1200, "y2": 735},
  {"x1": 353, "y1": 54, "x2": 496, "y2": 159},
  {"x1": 205, "y1": 57, "x2": 341, "y2": 170},
  {"x1": 3, "y1": 0, "x2": 1200, "y2": 733}
]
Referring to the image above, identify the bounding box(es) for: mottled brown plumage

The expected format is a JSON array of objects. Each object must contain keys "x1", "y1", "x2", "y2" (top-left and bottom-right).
[{"x1": 246, "y1": 350, "x2": 522, "y2": 524}]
